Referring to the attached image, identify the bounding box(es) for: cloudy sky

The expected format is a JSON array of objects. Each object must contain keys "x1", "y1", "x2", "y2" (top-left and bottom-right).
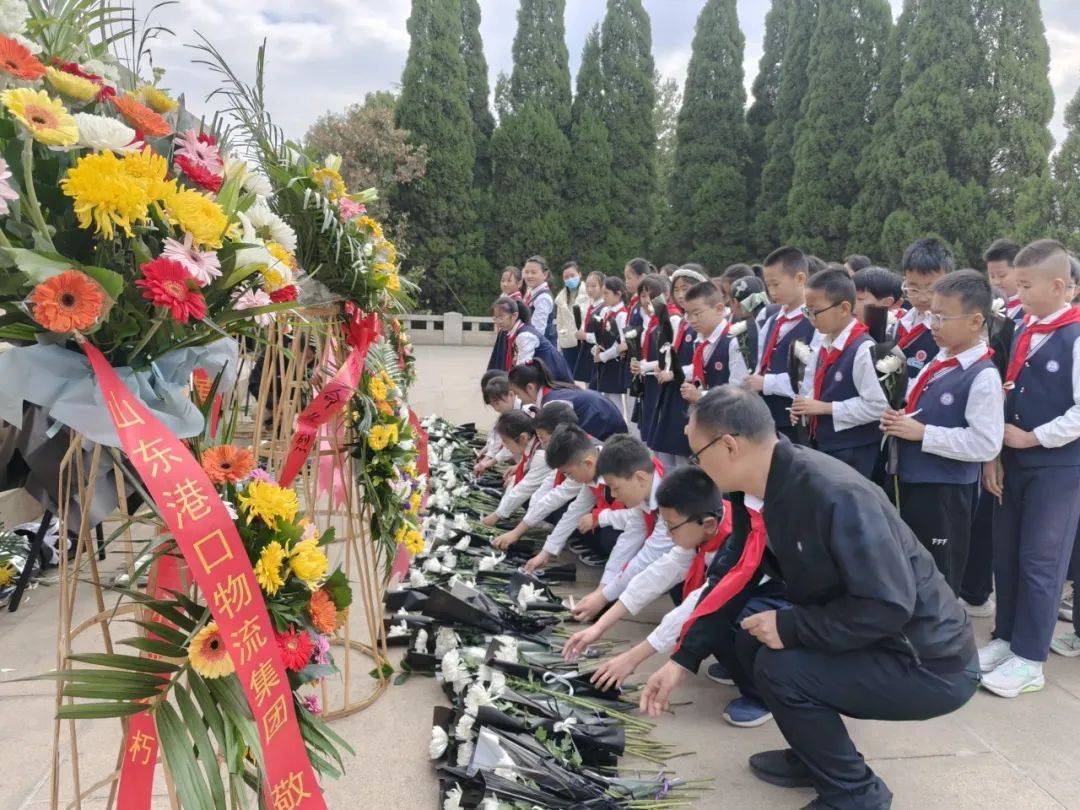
[{"x1": 139, "y1": 0, "x2": 1079, "y2": 146}]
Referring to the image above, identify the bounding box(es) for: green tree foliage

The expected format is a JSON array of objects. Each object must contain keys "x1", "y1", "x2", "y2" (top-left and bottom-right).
[
  {"x1": 600, "y1": 0, "x2": 658, "y2": 261},
  {"x1": 665, "y1": 0, "x2": 749, "y2": 271},
  {"x1": 745, "y1": 0, "x2": 792, "y2": 224},
  {"x1": 461, "y1": 0, "x2": 495, "y2": 188},
  {"x1": 509, "y1": 0, "x2": 572, "y2": 129},
  {"x1": 652, "y1": 69, "x2": 682, "y2": 245},
  {"x1": 393, "y1": 0, "x2": 488, "y2": 313},
  {"x1": 566, "y1": 26, "x2": 615, "y2": 273},
  {"x1": 783, "y1": 0, "x2": 891, "y2": 258},
  {"x1": 751, "y1": 0, "x2": 817, "y2": 254},
  {"x1": 1056, "y1": 88, "x2": 1080, "y2": 251}
]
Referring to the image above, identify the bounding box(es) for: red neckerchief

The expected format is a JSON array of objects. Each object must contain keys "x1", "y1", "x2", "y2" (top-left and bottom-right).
[
  {"x1": 642, "y1": 314, "x2": 660, "y2": 358},
  {"x1": 674, "y1": 316, "x2": 691, "y2": 352},
  {"x1": 676, "y1": 506, "x2": 767, "y2": 651},
  {"x1": 554, "y1": 471, "x2": 566, "y2": 486},
  {"x1": 524, "y1": 283, "x2": 549, "y2": 307},
  {"x1": 897, "y1": 316, "x2": 929, "y2": 350},
  {"x1": 1004, "y1": 307, "x2": 1080, "y2": 388},
  {"x1": 590, "y1": 480, "x2": 624, "y2": 528},
  {"x1": 1006, "y1": 295, "x2": 1021, "y2": 310},
  {"x1": 603, "y1": 306, "x2": 626, "y2": 324},
  {"x1": 810, "y1": 321, "x2": 869, "y2": 436},
  {"x1": 692, "y1": 323, "x2": 730, "y2": 385},
  {"x1": 504, "y1": 322, "x2": 524, "y2": 370},
  {"x1": 640, "y1": 457, "x2": 665, "y2": 537},
  {"x1": 905, "y1": 348, "x2": 993, "y2": 413},
  {"x1": 512, "y1": 437, "x2": 538, "y2": 485},
  {"x1": 509, "y1": 290, "x2": 523, "y2": 301},
  {"x1": 757, "y1": 311, "x2": 805, "y2": 374},
  {"x1": 682, "y1": 500, "x2": 733, "y2": 599}
]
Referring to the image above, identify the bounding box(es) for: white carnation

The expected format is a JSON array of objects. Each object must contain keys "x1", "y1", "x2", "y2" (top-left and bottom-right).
[
  {"x1": 428, "y1": 726, "x2": 448, "y2": 759},
  {"x1": 73, "y1": 113, "x2": 136, "y2": 152},
  {"x1": 876, "y1": 354, "x2": 903, "y2": 376},
  {"x1": 728, "y1": 320, "x2": 748, "y2": 337}
]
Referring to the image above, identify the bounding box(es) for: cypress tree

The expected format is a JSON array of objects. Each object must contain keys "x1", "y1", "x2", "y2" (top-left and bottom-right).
[
  {"x1": 873, "y1": 0, "x2": 995, "y2": 267},
  {"x1": 974, "y1": 0, "x2": 1054, "y2": 220},
  {"x1": 394, "y1": 0, "x2": 488, "y2": 313},
  {"x1": 745, "y1": 0, "x2": 792, "y2": 224},
  {"x1": 751, "y1": 0, "x2": 817, "y2": 254},
  {"x1": 1053, "y1": 87, "x2": 1080, "y2": 251},
  {"x1": 509, "y1": 0, "x2": 572, "y2": 129},
  {"x1": 600, "y1": 0, "x2": 658, "y2": 261},
  {"x1": 666, "y1": 0, "x2": 749, "y2": 270},
  {"x1": 461, "y1": 0, "x2": 495, "y2": 188},
  {"x1": 783, "y1": 0, "x2": 891, "y2": 258},
  {"x1": 566, "y1": 26, "x2": 614, "y2": 272}
]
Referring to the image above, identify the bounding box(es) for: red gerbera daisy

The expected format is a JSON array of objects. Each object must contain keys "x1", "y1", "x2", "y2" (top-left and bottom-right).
[
  {"x1": 135, "y1": 257, "x2": 207, "y2": 323},
  {"x1": 276, "y1": 626, "x2": 315, "y2": 672},
  {"x1": 269, "y1": 285, "x2": 298, "y2": 303},
  {"x1": 175, "y1": 154, "x2": 223, "y2": 193}
]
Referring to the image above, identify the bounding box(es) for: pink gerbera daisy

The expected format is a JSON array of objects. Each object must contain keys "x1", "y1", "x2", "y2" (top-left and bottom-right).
[
  {"x1": 173, "y1": 128, "x2": 223, "y2": 175},
  {"x1": 162, "y1": 232, "x2": 221, "y2": 287}
]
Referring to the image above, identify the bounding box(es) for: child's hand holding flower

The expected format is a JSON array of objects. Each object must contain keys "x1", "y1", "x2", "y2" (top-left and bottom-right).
[{"x1": 880, "y1": 408, "x2": 925, "y2": 441}]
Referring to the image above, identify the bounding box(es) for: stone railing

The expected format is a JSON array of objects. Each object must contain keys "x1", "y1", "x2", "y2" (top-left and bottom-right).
[{"x1": 400, "y1": 313, "x2": 497, "y2": 347}]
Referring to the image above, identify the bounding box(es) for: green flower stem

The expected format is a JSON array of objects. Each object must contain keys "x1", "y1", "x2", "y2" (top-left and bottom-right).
[
  {"x1": 127, "y1": 318, "x2": 165, "y2": 367},
  {"x1": 21, "y1": 138, "x2": 54, "y2": 251}
]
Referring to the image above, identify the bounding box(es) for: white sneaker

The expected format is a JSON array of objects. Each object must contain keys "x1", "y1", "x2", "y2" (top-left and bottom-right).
[
  {"x1": 959, "y1": 597, "x2": 995, "y2": 619},
  {"x1": 1050, "y1": 632, "x2": 1080, "y2": 658},
  {"x1": 978, "y1": 638, "x2": 1012, "y2": 673},
  {"x1": 981, "y1": 656, "x2": 1045, "y2": 698}
]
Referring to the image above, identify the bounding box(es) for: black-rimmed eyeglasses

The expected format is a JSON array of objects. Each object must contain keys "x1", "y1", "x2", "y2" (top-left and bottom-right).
[{"x1": 688, "y1": 433, "x2": 739, "y2": 466}]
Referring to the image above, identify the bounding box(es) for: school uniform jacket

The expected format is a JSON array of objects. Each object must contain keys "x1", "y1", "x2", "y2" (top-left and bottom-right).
[
  {"x1": 896, "y1": 308, "x2": 939, "y2": 383},
  {"x1": 525, "y1": 282, "x2": 558, "y2": 345},
  {"x1": 758, "y1": 308, "x2": 816, "y2": 427},
  {"x1": 539, "y1": 386, "x2": 628, "y2": 439},
  {"x1": 506, "y1": 323, "x2": 574, "y2": 381},
  {"x1": 495, "y1": 439, "x2": 550, "y2": 518},
  {"x1": 597, "y1": 468, "x2": 673, "y2": 598}
]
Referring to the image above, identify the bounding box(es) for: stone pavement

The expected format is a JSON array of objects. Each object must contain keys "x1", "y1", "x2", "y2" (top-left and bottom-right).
[{"x1": 2, "y1": 344, "x2": 1079, "y2": 809}]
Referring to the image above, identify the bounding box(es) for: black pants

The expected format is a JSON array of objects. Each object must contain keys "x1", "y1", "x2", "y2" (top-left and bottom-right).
[
  {"x1": 735, "y1": 629, "x2": 979, "y2": 809},
  {"x1": 819, "y1": 443, "x2": 879, "y2": 481},
  {"x1": 899, "y1": 481, "x2": 974, "y2": 592},
  {"x1": 959, "y1": 486, "x2": 995, "y2": 606}
]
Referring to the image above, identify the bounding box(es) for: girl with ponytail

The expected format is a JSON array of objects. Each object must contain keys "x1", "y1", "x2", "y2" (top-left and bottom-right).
[
  {"x1": 508, "y1": 361, "x2": 626, "y2": 440},
  {"x1": 492, "y1": 296, "x2": 573, "y2": 382}
]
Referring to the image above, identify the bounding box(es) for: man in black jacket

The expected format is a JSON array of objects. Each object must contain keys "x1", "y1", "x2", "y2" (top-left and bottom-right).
[{"x1": 640, "y1": 385, "x2": 979, "y2": 810}]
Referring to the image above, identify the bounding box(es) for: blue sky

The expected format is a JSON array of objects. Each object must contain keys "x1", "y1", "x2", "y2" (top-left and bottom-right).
[{"x1": 139, "y1": 0, "x2": 1079, "y2": 147}]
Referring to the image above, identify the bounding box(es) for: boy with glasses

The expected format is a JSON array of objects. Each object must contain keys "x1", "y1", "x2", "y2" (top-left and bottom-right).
[
  {"x1": 790, "y1": 268, "x2": 888, "y2": 479},
  {"x1": 897, "y1": 238, "x2": 954, "y2": 391},
  {"x1": 880, "y1": 270, "x2": 1003, "y2": 590}
]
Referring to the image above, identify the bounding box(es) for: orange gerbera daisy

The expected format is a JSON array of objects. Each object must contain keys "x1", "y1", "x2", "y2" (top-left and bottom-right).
[
  {"x1": 110, "y1": 93, "x2": 171, "y2": 138},
  {"x1": 202, "y1": 444, "x2": 256, "y2": 484},
  {"x1": 0, "y1": 36, "x2": 46, "y2": 81},
  {"x1": 29, "y1": 270, "x2": 105, "y2": 333},
  {"x1": 309, "y1": 589, "x2": 338, "y2": 634}
]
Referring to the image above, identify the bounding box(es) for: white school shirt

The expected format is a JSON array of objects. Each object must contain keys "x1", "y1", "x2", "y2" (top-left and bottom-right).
[
  {"x1": 898, "y1": 308, "x2": 934, "y2": 397},
  {"x1": 640, "y1": 314, "x2": 682, "y2": 375},
  {"x1": 542, "y1": 484, "x2": 596, "y2": 556},
  {"x1": 581, "y1": 298, "x2": 604, "y2": 345},
  {"x1": 527, "y1": 282, "x2": 554, "y2": 335},
  {"x1": 523, "y1": 472, "x2": 583, "y2": 527},
  {"x1": 1005, "y1": 296, "x2": 1023, "y2": 321},
  {"x1": 798, "y1": 319, "x2": 888, "y2": 431},
  {"x1": 1021, "y1": 307, "x2": 1080, "y2": 449},
  {"x1": 495, "y1": 442, "x2": 551, "y2": 518},
  {"x1": 599, "y1": 473, "x2": 674, "y2": 596},
  {"x1": 910, "y1": 341, "x2": 1003, "y2": 462},
  {"x1": 597, "y1": 308, "x2": 628, "y2": 362},
  {"x1": 681, "y1": 321, "x2": 739, "y2": 381},
  {"x1": 648, "y1": 581, "x2": 706, "y2": 655},
  {"x1": 509, "y1": 322, "x2": 540, "y2": 365},
  {"x1": 760, "y1": 307, "x2": 807, "y2": 399}
]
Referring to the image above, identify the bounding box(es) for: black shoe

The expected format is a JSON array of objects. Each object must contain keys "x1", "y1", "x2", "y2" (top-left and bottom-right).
[
  {"x1": 749, "y1": 749, "x2": 815, "y2": 789},
  {"x1": 706, "y1": 662, "x2": 735, "y2": 685},
  {"x1": 578, "y1": 552, "x2": 604, "y2": 568},
  {"x1": 800, "y1": 800, "x2": 830, "y2": 810}
]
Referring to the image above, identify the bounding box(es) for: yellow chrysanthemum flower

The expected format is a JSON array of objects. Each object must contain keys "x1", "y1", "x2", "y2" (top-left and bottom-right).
[
  {"x1": 165, "y1": 187, "x2": 229, "y2": 248},
  {"x1": 0, "y1": 562, "x2": 15, "y2": 588},
  {"x1": 44, "y1": 67, "x2": 98, "y2": 103},
  {"x1": 188, "y1": 622, "x2": 235, "y2": 679},
  {"x1": 367, "y1": 377, "x2": 388, "y2": 402},
  {"x1": 310, "y1": 166, "x2": 346, "y2": 201},
  {"x1": 238, "y1": 480, "x2": 299, "y2": 526},
  {"x1": 403, "y1": 529, "x2": 424, "y2": 555},
  {"x1": 122, "y1": 147, "x2": 175, "y2": 202},
  {"x1": 368, "y1": 424, "x2": 392, "y2": 451},
  {"x1": 61, "y1": 151, "x2": 153, "y2": 239},
  {"x1": 2, "y1": 88, "x2": 79, "y2": 147},
  {"x1": 355, "y1": 216, "x2": 384, "y2": 239},
  {"x1": 139, "y1": 84, "x2": 179, "y2": 114},
  {"x1": 386, "y1": 272, "x2": 401, "y2": 293},
  {"x1": 254, "y1": 541, "x2": 287, "y2": 595},
  {"x1": 408, "y1": 492, "x2": 422, "y2": 514},
  {"x1": 289, "y1": 538, "x2": 329, "y2": 584}
]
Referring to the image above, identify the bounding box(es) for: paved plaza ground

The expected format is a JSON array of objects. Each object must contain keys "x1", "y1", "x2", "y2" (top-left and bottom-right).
[{"x1": 2, "y1": 344, "x2": 1080, "y2": 809}]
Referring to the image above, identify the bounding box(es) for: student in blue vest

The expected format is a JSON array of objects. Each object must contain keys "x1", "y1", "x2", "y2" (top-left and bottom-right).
[
  {"x1": 623, "y1": 258, "x2": 656, "y2": 435},
  {"x1": 492, "y1": 296, "x2": 573, "y2": 382},
  {"x1": 790, "y1": 268, "x2": 887, "y2": 479},
  {"x1": 746, "y1": 246, "x2": 815, "y2": 443},
  {"x1": 985, "y1": 238, "x2": 1025, "y2": 324},
  {"x1": 591, "y1": 276, "x2": 631, "y2": 417},
  {"x1": 978, "y1": 239, "x2": 1080, "y2": 698},
  {"x1": 573, "y1": 270, "x2": 606, "y2": 386},
  {"x1": 521, "y1": 255, "x2": 558, "y2": 345},
  {"x1": 508, "y1": 360, "x2": 627, "y2": 441},
  {"x1": 631, "y1": 274, "x2": 671, "y2": 450},
  {"x1": 679, "y1": 280, "x2": 747, "y2": 409},
  {"x1": 897, "y1": 238, "x2": 953, "y2": 389},
  {"x1": 880, "y1": 270, "x2": 1004, "y2": 590}
]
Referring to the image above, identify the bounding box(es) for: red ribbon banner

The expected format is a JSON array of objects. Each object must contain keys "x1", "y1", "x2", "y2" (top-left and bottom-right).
[
  {"x1": 278, "y1": 311, "x2": 381, "y2": 488},
  {"x1": 82, "y1": 341, "x2": 326, "y2": 810}
]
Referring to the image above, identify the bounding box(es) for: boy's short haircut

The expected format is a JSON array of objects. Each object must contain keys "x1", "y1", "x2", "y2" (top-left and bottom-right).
[
  {"x1": 494, "y1": 410, "x2": 535, "y2": 442},
  {"x1": 1015, "y1": 238, "x2": 1070, "y2": 279},
  {"x1": 482, "y1": 375, "x2": 512, "y2": 405},
  {"x1": 596, "y1": 434, "x2": 655, "y2": 480},
  {"x1": 983, "y1": 238, "x2": 1020, "y2": 266},
  {"x1": 845, "y1": 254, "x2": 872, "y2": 272},
  {"x1": 763, "y1": 246, "x2": 809, "y2": 277},
  {"x1": 693, "y1": 385, "x2": 776, "y2": 442},
  {"x1": 535, "y1": 401, "x2": 579, "y2": 434},
  {"x1": 931, "y1": 269, "x2": 992, "y2": 324},
  {"x1": 685, "y1": 279, "x2": 723, "y2": 306},
  {"x1": 806, "y1": 255, "x2": 828, "y2": 276},
  {"x1": 902, "y1": 237, "x2": 955, "y2": 276},
  {"x1": 806, "y1": 267, "x2": 856, "y2": 308},
  {"x1": 721, "y1": 263, "x2": 753, "y2": 282},
  {"x1": 544, "y1": 424, "x2": 596, "y2": 468},
  {"x1": 656, "y1": 466, "x2": 725, "y2": 518},
  {"x1": 853, "y1": 266, "x2": 903, "y2": 301}
]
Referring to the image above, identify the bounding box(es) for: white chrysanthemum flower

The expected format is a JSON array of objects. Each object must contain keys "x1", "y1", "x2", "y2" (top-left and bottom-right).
[
  {"x1": 516, "y1": 583, "x2": 541, "y2": 610},
  {"x1": 454, "y1": 741, "x2": 473, "y2": 767},
  {"x1": 991, "y1": 297, "x2": 1006, "y2": 318},
  {"x1": 876, "y1": 354, "x2": 904, "y2": 376},
  {"x1": 387, "y1": 621, "x2": 409, "y2": 638},
  {"x1": 408, "y1": 568, "x2": 429, "y2": 588},
  {"x1": 728, "y1": 320, "x2": 748, "y2": 337},
  {"x1": 493, "y1": 636, "x2": 518, "y2": 664},
  {"x1": 454, "y1": 713, "x2": 475, "y2": 741},
  {"x1": 428, "y1": 726, "x2": 448, "y2": 759},
  {"x1": 454, "y1": 536, "x2": 471, "y2": 551},
  {"x1": 81, "y1": 57, "x2": 120, "y2": 84},
  {"x1": 461, "y1": 646, "x2": 487, "y2": 667},
  {"x1": 553, "y1": 716, "x2": 578, "y2": 734},
  {"x1": 453, "y1": 513, "x2": 470, "y2": 530},
  {"x1": 239, "y1": 200, "x2": 297, "y2": 252},
  {"x1": 73, "y1": 113, "x2": 135, "y2": 152},
  {"x1": 478, "y1": 552, "x2": 505, "y2": 572},
  {"x1": 422, "y1": 557, "x2": 450, "y2": 574},
  {"x1": 434, "y1": 627, "x2": 460, "y2": 659},
  {"x1": 478, "y1": 798, "x2": 500, "y2": 810},
  {"x1": 412, "y1": 628, "x2": 428, "y2": 653},
  {"x1": 464, "y1": 683, "x2": 496, "y2": 716},
  {"x1": 0, "y1": 0, "x2": 30, "y2": 35},
  {"x1": 476, "y1": 665, "x2": 506, "y2": 694},
  {"x1": 792, "y1": 340, "x2": 813, "y2": 366}
]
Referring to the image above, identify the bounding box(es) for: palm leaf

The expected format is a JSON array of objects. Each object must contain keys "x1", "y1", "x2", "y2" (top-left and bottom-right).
[
  {"x1": 156, "y1": 701, "x2": 215, "y2": 810},
  {"x1": 175, "y1": 686, "x2": 227, "y2": 807}
]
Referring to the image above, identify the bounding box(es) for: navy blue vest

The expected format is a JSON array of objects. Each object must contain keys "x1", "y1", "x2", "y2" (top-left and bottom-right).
[
  {"x1": 516, "y1": 324, "x2": 573, "y2": 382},
  {"x1": 702, "y1": 334, "x2": 735, "y2": 389},
  {"x1": 900, "y1": 322, "x2": 939, "y2": 380},
  {"x1": 1005, "y1": 322, "x2": 1080, "y2": 468},
  {"x1": 530, "y1": 289, "x2": 557, "y2": 344},
  {"x1": 898, "y1": 358, "x2": 997, "y2": 484},
  {"x1": 814, "y1": 334, "x2": 881, "y2": 451},
  {"x1": 545, "y1": 387, "x2": 628, "y2": 440},
  {"x1": 760, "y1": 314, "x2": 816, "y2": 427},
  {"x1": 487, "y1": 330, "x2": 508, "y2": 372}
]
